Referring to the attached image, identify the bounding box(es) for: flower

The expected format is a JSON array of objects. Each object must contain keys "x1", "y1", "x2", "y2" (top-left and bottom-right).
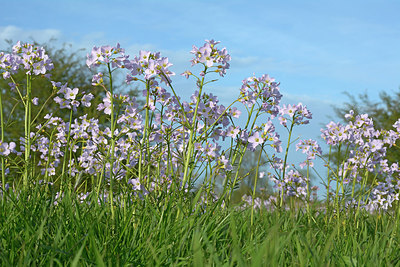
[
  {"x1": 0, "y1": 42, "x2": 53, "y2": 79},
  {"x1": 226, "y1": 126, "x2": 240, "y2": 139},
  {"x1": 279, "y1": 103, "x2": 312, "y2": 126},
  {"x1": 0, "y1": 141, "x2": 16, "y2": 156},
  {"x1": 81, "y1": 93, "x2": 94, "y2": 107},
  {"x1": 64, "y1": 87, "x2": 79, "y2": 100},
  {"x1": 125, "y1": 50, "x2": 175, "y2": 84},
  {"x1": 128, "y1": 178, "x2": 142, "y2": 191},
  {"x1": 248, "y1": 132, "x2": 264, "y2": 150},
  {"x1": 189, "y1": 40, "x2": 231, "y2": 76},
  {"x1": 97, "y1": 92, "x2": 112, "y2": 115}
]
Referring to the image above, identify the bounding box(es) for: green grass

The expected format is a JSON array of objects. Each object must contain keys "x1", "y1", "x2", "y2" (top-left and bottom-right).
[{"x1": 1, "y1": 187, "x2": 400, "y2": 266}]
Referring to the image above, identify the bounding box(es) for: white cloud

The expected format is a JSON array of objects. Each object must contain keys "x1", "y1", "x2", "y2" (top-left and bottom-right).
[{"x1": 0, "y1": 25, "x2": 62, "y2": 49}]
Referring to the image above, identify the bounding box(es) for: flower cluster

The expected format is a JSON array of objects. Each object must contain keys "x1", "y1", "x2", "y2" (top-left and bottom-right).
[
  {"x1": 239, "y1": 74, "x2": 282, "y2": 114},
  {"x1": 189, "y1": 39, "x2": 231, "y2": 76},
  {"x1": 246, "y1": 120, "x2": 282, "y2": 153},
  {"x1": 366, "y1": 177, "x2": 400, "y2": 211},
  {"x1": 320, "y1": 111, "x2": 400, "y2": 210},
  {"x1": 278, "y1": 103, "x2": 312, "y2": 127},
  {"x1": 270, "y1": 170, "x2": 308, "y2": 199},
  {"x1": 296, "y1": 139, "x2": 322, "y2": 168},
  {"x1": 0, "y1": 41, "x2": 53, "y2": 79},
  {"x1": 86, "y1": 43, "x2": 127, "y2": 69},
  {"x1": 321, "y1": 112, "x2": 399, "y2": 182},
  {"x1": 52, "y1": 82, "x2": 93, "y2": 111},
  {"x1": 241, "y1": 195, "x2": 277, "y2": 211},
  {"x1": 125, "y1": 50, "x2": 175, "y2": 84}
]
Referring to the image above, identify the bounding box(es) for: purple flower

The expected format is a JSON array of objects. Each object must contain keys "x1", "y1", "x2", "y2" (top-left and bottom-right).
[
  {"x1": 217, "y1": 155, "x2": 233, "y2": 171},
  {"x1": 189, "y1": 40, "x2": 231, "y2": 76},
  {"x1": 0, "y1": 141, "x2": 16, "y2": 156},
  {"x1": 128, "y1": 178, "x2": 142, "y2": 191},
  {"x1": 368, "y1": 139, "x2": 383, "y2": 153},
  {"x1": 229, "y1": 107, "x2": 241, "y2": 118},
  {"x1": 92, "y1": 72, "x2": 104, "y2": 86},
  {"x1": 296, "y1": 139, "x2": 322, "y2": 160},
  {"x1": 64, "y1": 87, "x2": 79, "y2": 100},
  {"x1": 86, "y1": 44, "x2": 128, "y2": 69},
  {"x1": 0, "y1": 42, "x2": 53, "y2": 80},
  {"x1": 97, "y1": 93, "x2": 112, "y2": 115},
  {"x1": 125, "y1": 50, "x2": 175, "y2": 84},
  {"x1": 248, "y1": 132, "x2": 264, "y2": 150},
  {"x1": 81, "y1": 93, "x2": 94, "y2": 107},
  {"x1": 279, "y1": 103, "x2": 312, "y2": 126},
  {"x1": 296, "y1": 140, "x2": 322, "y2": 169},
  {"x1": 181, "y1": 70, "x2": 192, "y2": 79},
  {"x1": 226, "y1": 126, "x2": 240, "y2": 139}
]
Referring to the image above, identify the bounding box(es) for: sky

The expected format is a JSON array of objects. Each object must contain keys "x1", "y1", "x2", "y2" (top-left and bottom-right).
[{"x1": 1, "y1": 0, "x2": 400, "y2": 189}]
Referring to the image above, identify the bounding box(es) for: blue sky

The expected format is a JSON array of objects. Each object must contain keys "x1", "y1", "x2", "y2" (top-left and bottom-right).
[
  {"x1": 2, "y1": 1, "x2": 399, "y2": 119},
  {"x1": 1, "y1": 0, "x2": 400, "y2": 186}
]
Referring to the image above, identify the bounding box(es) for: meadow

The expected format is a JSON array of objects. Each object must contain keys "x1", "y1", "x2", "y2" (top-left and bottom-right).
[{"x1": 0, "y1": 40, "x2": 399, "y2": 266}]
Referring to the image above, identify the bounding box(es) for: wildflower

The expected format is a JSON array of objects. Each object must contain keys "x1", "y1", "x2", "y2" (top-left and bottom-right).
[
  {"x1": 189, "y1": 40, "x2": 231, "y2": 76},
  {"x1": 64, "y1": 87, "x2": 79, "y2": 100},
  {"x1": 226, "y1": 126, "x2": 240, "y2": 139},
  {"x1": 128, "y1": 178, "x2": 142, "y2": 191},
  {"x1": 181, "y1": 70, "x2": 192, "y2": 79},
  {"x1": 248, "y1": 132, "x2": 264, "y2": 150},
  {"x1": 81, "y1": 93, "x2": 94, "y2": 107},
  {"x1": 217, "y1": 155, "x2": 233, "y2": 171},
  {"x1": 229, "y1": 107, "x2": 241, "y2": 118},
  {"x1": 0, "y1": 42, "x2": 53, "y2": 79},
  {"x1": 125, "y1": 50, "x2": 175, "y2": 84},
  {"x1": 32, "y1": 97, "x2": 39, "y2": 105},
  {"x1": 296, "y1": 139, "x2": 322, "y2": 161},
  {"x1": 92, "y1": 72, "x2": 104, "y2": 86},
  {"x1": 0, "y1": 141, "x2": 16, "y2": 156},
  {"x1": 97, "y1": 92, "x2": 112, "y2": 115},
  {"x1": 279, "y1": 103, "x2": 312, "y2": 126}
]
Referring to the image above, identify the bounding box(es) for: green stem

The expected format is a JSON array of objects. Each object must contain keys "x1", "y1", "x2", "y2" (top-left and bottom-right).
[
  {"x1": 61, "y1": 108, "x2": 73, "y2": 191},
  {"x1": 227, "y1": 104, "x2": 261, "y2": 203},
  {"x1": 44, "y1": 129, "x2": 55, "y2": 182},
  {"x1": 280, "y1": 121, "x2": 295, "y2": 208},
  {"x1": 0, "y1": 89, "x2": 5, "y2": 195},
  {"x1": 23, "y1": 74, "x2": 32, "y2": 189},
  {"x1": 107, "y1": 63, "x2": 116, "y2": 216},
  {"x1": 9, "y1": 76, "x2": 26, "y2": 108},
  {"x1": 181, "y1": 72, "x2": 206, "y2": 189},
  {"x1": 160, "y1": 71, "x2": 189, "y2": 127},
  {"x1": 251, "y1": 143, "x2": 264, "y2": 229},
  {"x1": 138, "y1": 80, "x2": 151, "y2": 186},
  {"x1": 306, "y1": 161, "x2": 311, "y2": 220},
  {"x1": 325, "y1": 145, "x2": 332, "y2": 221}
]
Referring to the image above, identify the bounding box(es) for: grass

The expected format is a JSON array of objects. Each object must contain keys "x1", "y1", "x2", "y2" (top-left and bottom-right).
[{"x1": 1, "y1": 187, "x2": 400, "y2": 266}]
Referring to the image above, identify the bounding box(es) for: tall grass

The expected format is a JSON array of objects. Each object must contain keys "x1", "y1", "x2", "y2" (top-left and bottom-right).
[{"x1": 1, "y1": 188, "x2": 399, "y2": 265}]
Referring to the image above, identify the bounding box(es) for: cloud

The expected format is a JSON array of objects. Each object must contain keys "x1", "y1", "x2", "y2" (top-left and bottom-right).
[{"x1": 0, "y1": 25, "x2": 62, "y2": 49}]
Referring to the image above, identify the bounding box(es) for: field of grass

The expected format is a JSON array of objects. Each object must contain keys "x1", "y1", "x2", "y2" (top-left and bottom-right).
[{"x1": 1, "y1": 187, "x2": 400, "y2": 266}]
